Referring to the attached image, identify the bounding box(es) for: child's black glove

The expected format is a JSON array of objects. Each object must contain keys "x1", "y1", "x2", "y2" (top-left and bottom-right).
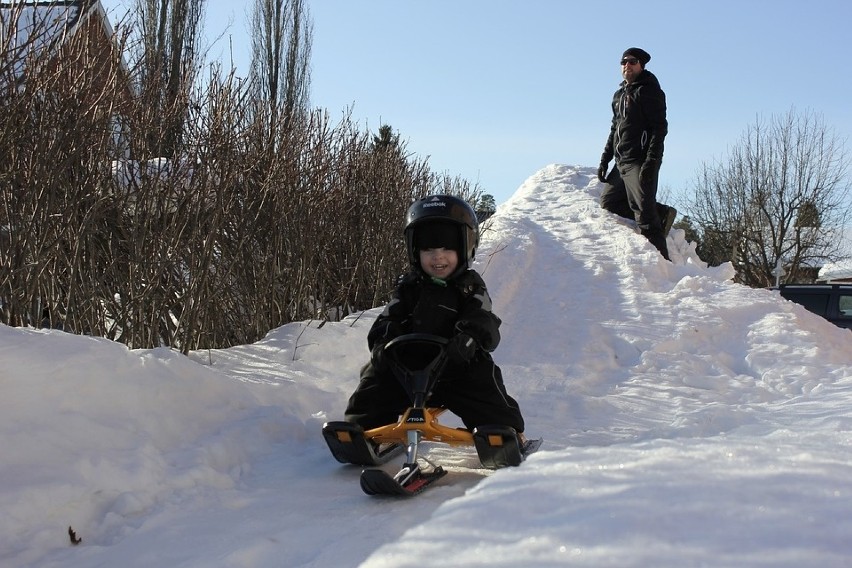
[{"x1": 447, "y1": 333, "x2": 476, "y2": 365}]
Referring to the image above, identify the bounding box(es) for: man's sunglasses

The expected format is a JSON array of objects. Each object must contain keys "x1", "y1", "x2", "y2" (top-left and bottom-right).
[{"x1": 620, "y1": 58, "x2": 640, "y2": 66}]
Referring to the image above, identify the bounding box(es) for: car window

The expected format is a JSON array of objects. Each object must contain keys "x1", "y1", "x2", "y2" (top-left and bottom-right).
[
  {"x1": 839, "y1": 294, "x2": 852, "y2": 317},
  {"x1": 782, "y1": 292, "x2": 829, "y2": 316}
]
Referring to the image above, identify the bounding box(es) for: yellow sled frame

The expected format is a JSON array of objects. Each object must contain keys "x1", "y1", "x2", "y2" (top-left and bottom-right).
[{"x1": 364, "y1": 407, "x2": 474, "y2": 446}]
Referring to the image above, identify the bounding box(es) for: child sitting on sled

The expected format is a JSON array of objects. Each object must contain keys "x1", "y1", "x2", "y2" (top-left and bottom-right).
[{"x1": 344, "y1": 194, "x2": 527, "y2": 443}]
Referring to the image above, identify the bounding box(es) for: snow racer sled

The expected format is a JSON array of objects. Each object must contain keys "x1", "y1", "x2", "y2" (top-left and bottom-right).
[{"x1": 322, "y1": 333, "x2": 541, "y2": 497}]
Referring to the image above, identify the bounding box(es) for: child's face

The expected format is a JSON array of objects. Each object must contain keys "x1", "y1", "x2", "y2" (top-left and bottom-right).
[{"x1": 419, "y1": 248, "x2": 459, "y2": 279}]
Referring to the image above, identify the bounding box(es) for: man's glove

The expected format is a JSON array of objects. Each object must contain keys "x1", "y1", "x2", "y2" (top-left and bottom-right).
[
  {"x1": 597, "y1": 163, "x2": 609, "y2": 183},
  {"x1": 447, "y1": 333, "x2": 477, "y2": 365},
  {"x1": 598, "y1": 153, "x2": 612, "y2": 183},
  {"x1": 370, "y1": 343, "x2": 387, "y2": 371}
]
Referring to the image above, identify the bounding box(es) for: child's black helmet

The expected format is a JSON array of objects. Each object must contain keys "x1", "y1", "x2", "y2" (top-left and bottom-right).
[{"x1": 404, "y1": 195, "x2": 479, "y2": 275}]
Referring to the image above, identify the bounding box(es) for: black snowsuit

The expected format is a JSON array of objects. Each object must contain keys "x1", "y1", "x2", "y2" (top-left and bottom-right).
[
  {"x1": 344, "y1": 269, "x2": 525, "y2": 434},
  {"x1": 599, "y1": 68, "x2": 670, "y2": 259}
]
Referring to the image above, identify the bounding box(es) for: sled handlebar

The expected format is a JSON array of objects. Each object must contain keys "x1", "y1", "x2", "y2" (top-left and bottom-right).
[{"x1": 383, "y1": 334, "x2": 449, "y2": 406}]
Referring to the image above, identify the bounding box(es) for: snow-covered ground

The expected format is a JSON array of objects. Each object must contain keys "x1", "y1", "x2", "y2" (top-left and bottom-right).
[{"x1": 3, "y1": 164, "x2": 851, "y2": 567}]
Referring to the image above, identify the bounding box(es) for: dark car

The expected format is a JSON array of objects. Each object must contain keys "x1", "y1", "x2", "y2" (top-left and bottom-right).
[{"x1": 775, "y1": 284, "x2": 852, "y2": 330}]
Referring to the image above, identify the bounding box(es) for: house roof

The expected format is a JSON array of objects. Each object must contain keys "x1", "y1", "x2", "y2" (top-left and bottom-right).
[
  {"x1": 819, "y1": 260, "x2": 852, "y2": 282},
  {"x1": 1, "y1": 0, "x2": 105, "y2": 80}
]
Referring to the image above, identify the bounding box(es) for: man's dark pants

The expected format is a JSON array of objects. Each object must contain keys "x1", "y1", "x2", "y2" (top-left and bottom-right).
[{"x1": 600, "y1": 162, "x2": 669, "y2": 260}]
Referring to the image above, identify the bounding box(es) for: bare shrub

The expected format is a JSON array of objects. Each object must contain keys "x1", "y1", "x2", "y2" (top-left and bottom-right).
[{"x1": 0, "y1": 7, "x2": 481, "y2": 350}]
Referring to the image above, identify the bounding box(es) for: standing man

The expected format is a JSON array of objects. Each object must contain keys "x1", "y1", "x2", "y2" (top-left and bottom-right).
[{"x1": 598, "y1": 47, "x2": 676, "y2": 261}]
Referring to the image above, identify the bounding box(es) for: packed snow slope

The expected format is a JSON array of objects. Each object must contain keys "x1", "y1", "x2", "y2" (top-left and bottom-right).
[{"x1": 3, "y1": 164, "x2": 852, "y2": 568}]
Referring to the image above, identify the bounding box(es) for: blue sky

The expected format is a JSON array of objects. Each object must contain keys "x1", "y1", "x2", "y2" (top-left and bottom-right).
[{"x1": 101, "y1": 0, "x2": 852, "y2": 207}]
